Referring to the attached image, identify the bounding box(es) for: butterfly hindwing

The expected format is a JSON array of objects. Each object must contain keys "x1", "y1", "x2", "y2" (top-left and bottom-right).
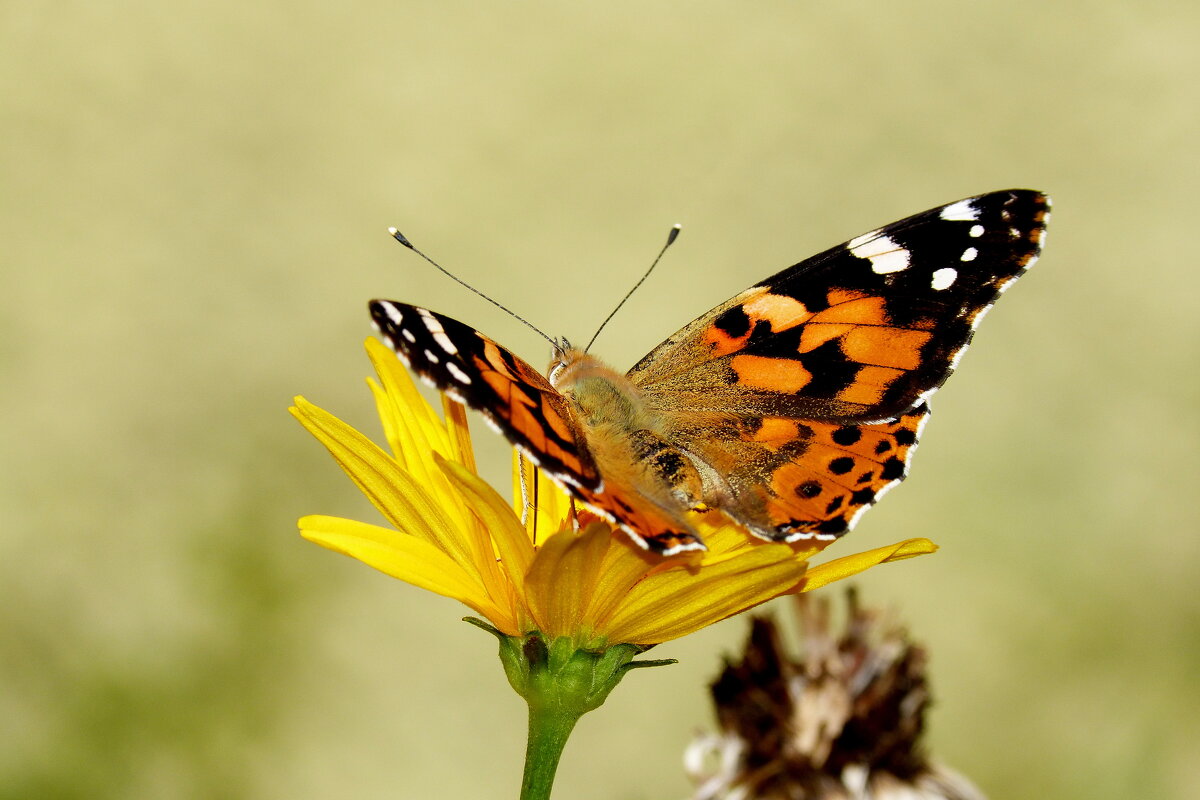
[
  {"x1": 369, "y1": 301, "x2": 601, "y2": 491},
  {"x1": 663, "y1": 404, "x2": 930, "y2": 541}
]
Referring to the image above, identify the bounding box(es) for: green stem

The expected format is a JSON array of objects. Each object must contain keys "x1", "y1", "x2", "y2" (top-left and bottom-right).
[
  {"x1": 519, "y1": 701, "x2": 584, "y2": 800},
  {"x1": 462, "y1": 619, "x2": 677, "y2": 800}
]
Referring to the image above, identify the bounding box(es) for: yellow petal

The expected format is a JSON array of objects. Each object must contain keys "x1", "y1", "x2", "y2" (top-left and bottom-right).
[
  {"x1": 366, "y1": 337, "x2": 446, "y2": 446},
  {"x1": 582, "y1": 534, "x2": 660, "y2": 632},
  {"x1": 601, "y1": 544, "x2": 807, "y2": 644},
  {"x1": 798, "y1": 537, "x2": 939, "y2": 593},
  {"x1": 436, "y1": 454, "x2": 535, "y2": 592},
  {"x1": 290, "y1": 398, "x2": 478, "y2": 572},
  {"x1": 523, "y1": 523, "x2": 613, "y2": 641},
  {"x1": 442, "y1": 395, "x2": 477, "y2": 473},
  {"x1": 299, "y1": 514, "x2": 516, "y2": 629},
  {"x1": 367, "y1": 338, "x2": 449, "y2": 484}
]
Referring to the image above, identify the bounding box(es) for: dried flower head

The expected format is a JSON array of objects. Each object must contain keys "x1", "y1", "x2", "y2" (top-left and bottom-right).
[{"x1": 686, "y1": 589, "x2": 985, "y2": 800}]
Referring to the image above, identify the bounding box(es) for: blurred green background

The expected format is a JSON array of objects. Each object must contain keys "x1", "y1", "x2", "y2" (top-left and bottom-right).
[{"x1": 4, "y1": 2, "x2": 1197, "y2": 798}]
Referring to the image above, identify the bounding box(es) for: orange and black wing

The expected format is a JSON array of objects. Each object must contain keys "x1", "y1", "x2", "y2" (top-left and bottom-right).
[
  {"x1": 369, "y1": 301, "x2": 600, "y2": 492},
  {"x1": 629, "y1": 189, "x2": 1050, "y2": 542}
]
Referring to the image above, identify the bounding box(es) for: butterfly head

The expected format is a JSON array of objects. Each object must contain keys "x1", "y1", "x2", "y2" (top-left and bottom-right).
[{"x1": 546, "y1": 340, "x2": 584, "y2": 391}]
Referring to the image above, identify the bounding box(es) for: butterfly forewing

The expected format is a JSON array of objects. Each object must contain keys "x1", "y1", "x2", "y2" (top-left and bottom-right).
[
  {"x1": 368, "y1": 301, "x2": 601, "y2": 491},
  {"x1": 630, "y1": 189, "x2": 1049, "y2": 422}
]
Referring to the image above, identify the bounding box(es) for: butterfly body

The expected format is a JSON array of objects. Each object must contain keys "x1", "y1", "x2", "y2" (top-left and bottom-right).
[
  {"x1": 550, "y1": 347, "x2": 711, "y2": 550},
  {"x1": 371, "y1": 189, "x2": 1050, "y2": 555}
]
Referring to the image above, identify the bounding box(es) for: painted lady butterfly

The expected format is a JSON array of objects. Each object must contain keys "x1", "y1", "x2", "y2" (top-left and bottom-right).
[{"x1": 370, "y1": 189, "x2": 1050, "y2": 555}]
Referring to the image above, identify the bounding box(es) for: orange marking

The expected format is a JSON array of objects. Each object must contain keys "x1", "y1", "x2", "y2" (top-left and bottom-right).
[
  {"x1": 841, "y1": 328, "x2": 932, "y2": 370},
  {"x1": 545, "y1": 441, "x2": 581, "y2": 472},
  {"x1": 742, "y1": 293, "x2": 811, "y2": 331},
  {"x1": 799, "y1": 322, "x2": 854, "y2": 353},
  {"x1": 730, "y1": 354, "x2": 813, "y2": 393},
  {"x1": 702, "y1": 326, "x2": 751, "y2": 357},
  {"x1": 752, "y1": 417, "x2": 800, "y2": 445},
  {"x1": 810, "y1": 296, "x2": 889, "y2": 325},
  {"x1": 539, "y1": 397, "x2": 574, "y2": 442},
  {"x1": 701, "y1": 288, "x2": 768, "y2": 355},
  {"x1": 477, "y1": 360, "x2": 515, "y2": 401},
  {"x1": 483, "y1": 341, "x2": 516, "y2": 378},
  {"x1": 768, "y1": 464, "x2": 823, "y2": 520},
  {"x1": 826, "y1": 287, "x2": 868, "y2": 306},
  {"x1": 511, "y1": 402, "x2": 546, "y2": 449},
  {"x1": 908, "y1": 316, "x2": 937, "y2": 331},
  {"x1": 835, "y1": 366, "x2": 905, "y2": 406}
]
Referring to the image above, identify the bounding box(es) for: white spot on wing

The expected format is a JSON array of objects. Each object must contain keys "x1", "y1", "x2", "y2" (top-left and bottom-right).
[
  {"x1": 446, "y1": 361, "x2": 473, "y2": 385},
  {"x1": 401, "y1": 329, "x2": 417, "y2": 343},
  {"x1": 969, "y1": 224, "x2": 985, "y2": 238},
  {"x1": 423, "y1": 349, "x2": 439, "y2": 364},
  {"x1": 931, "y1": 267, "x2": 957, "y2": 290},
  {"x1": 433, "y1": 331, "x2": 459, "y2": 355},
  {"x1": 848, "y1": 232, "x2": 910, "y2": 274},
  {"x1": 940, "y1": 199, "x2": 978, "y2": 221},
  {"x1": 417, "y1": 307, "x2": 460, "y2": 355},
  {"x1": 382, "y1": 303, "x2": 404, "y2": 326},
  {"x1": 961, "y1": 247, "x2": 978, "y2": 262}
]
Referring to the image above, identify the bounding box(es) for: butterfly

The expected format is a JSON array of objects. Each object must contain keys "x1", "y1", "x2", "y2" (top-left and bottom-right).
[{"x1": 370, "y1": 189, "x2": 1050, "y2": 555}]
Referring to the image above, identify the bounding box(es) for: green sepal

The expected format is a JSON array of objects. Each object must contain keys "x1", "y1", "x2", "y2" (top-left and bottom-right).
[
  {"x1": 495, "y1": 631, "x2": 664, "y2": 712},
  {"x1": 467, "y1": 623, "x2": 677, "y2": 800}
]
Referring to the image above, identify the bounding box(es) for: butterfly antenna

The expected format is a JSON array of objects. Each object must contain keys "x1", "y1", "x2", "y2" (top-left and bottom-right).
[
  {"x1": 388, "y1": 227, "x2": 559, "y2": 349},
  {"x1": 584, "y1": 224, "x2": 681, "y2": 353}
]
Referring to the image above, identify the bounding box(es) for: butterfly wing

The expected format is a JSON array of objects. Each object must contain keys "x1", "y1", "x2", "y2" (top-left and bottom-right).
[
  {"x1": 629, "y1": 189, "x2": 1049, "y2": 541},
  {"x1": 369, "y1": 300, "x2": 601, "y2": 491}
]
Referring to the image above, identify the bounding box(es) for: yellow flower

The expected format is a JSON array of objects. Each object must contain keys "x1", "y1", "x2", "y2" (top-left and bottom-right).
[{"x1": 291, "y1": 338, "x2": 935, "y2": 650}]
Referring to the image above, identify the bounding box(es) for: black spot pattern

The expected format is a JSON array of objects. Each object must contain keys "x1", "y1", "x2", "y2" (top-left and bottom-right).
[
  {"x1": 816, "y1": 518, "x2": 849, "y2": 535},
  {"x1": 798, "y1": 339, "x2": 862, "y2": 399},
  {"x1": 831, "y1": 426, "x2": 862, "y2": 446},
  {"x1": 797, "y1": 480, "x2": 823, "y2": 499},
  {"x1": 828, "y1": 457, "x2": 855, "y2": 475},
  {"x1": 880, "y1": 457, "x2": 906, "y2": 481},
  {"x1": 714, "y1": 305, "x2": 751, "y2": 337},
  {"x1": 850, "y1": 487, "x2": 876, "y2": 505}
]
